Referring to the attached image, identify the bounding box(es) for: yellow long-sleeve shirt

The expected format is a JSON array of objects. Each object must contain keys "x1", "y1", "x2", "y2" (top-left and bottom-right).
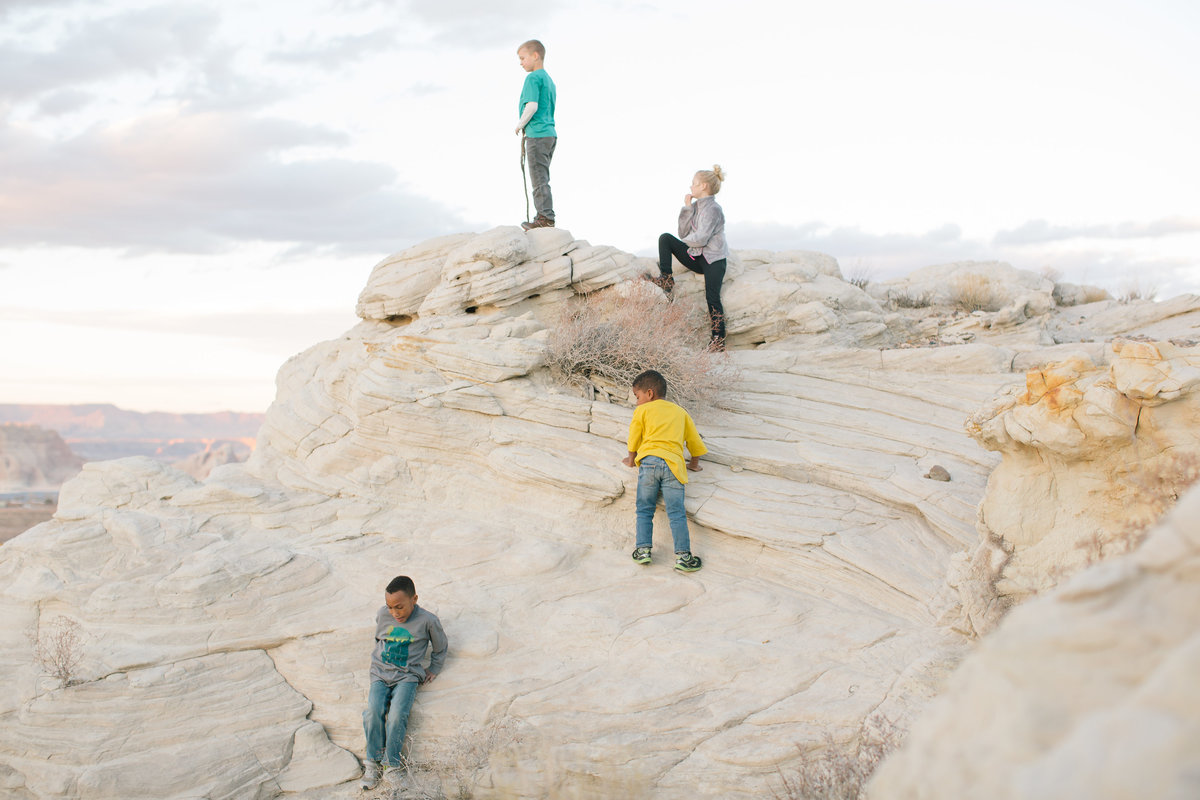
[{"x1": 627, "y1": 399, "x2": 707, "y2": 484}]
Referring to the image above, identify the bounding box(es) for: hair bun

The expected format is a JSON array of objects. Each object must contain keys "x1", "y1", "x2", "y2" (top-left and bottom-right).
[{"x1": 712, "y1": 164, "x2": 725, "y2": 181}]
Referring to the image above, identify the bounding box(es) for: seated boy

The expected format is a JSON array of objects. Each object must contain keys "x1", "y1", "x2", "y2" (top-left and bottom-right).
[
  {"x1": 360, "y1": 575, "x2": 448, "y2": 790},
  {"x1": 622, "y1": 369, "x2": 707, "y2": 572}
]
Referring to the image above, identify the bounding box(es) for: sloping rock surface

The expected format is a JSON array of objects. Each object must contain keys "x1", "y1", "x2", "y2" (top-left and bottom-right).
[{"x1": 3, "y1": 228, "x2": 1198, "y2": 798}]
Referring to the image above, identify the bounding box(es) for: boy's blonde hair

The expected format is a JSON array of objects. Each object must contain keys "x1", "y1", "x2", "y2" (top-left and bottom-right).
[
  {"x1": 695, "y1": 164, "x2": 726, "y2": 195},
  {"x1": 519, "y1": 39, "x2": 545, "y2": 59}
]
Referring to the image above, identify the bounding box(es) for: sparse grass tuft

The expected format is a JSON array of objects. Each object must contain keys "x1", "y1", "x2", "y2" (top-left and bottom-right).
[
  {"x1": 948, "y1": 274, "x2": 1001, "y2": 313},
  {"x1": 545, "y1": 283, "x2": 737, "y2": 409},
  {"x1": 771, "y1": 714, "x2": 905, "y2": 800}
]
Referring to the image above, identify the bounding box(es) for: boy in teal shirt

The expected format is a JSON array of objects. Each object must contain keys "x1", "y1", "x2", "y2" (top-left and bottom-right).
[
  {"x1": 622, "y1": 370, "x2": 707, "y2": 572},
  {"x1": 515, "y1": 39, "x2": 557, "y2": 230}
]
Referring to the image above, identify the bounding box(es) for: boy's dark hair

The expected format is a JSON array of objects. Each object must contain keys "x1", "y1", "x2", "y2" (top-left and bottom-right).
[
  {"x1": 386, "y1": 575, "x2": 416, "y2": 596},
  {"x1": 632, "y1": 370, "x2": 667, "y2": 398},
  {"x1": 519, "y1": 39, "x2": 545, "y2": 59}
]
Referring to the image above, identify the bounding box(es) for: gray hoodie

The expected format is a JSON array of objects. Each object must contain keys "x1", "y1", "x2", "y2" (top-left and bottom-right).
[
  {"x1": 368, "y1": 604, "x2": 448, "y2": 685},
  {"x1": 678, "y1": 196, "x2": 729, "y2": 263}
]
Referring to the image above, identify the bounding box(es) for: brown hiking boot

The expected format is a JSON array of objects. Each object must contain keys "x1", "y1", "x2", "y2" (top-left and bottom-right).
[
  {"x1": 643, "y1": 272, "x2": 675, "y2": 295},
  {"x1": 521, "y1": 215, "x2": 555, "y2": 231}
]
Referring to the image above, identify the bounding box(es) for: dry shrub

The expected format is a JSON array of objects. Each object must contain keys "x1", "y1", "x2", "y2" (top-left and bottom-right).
[
  {"x1": 887, "y1": 289, "x2": 933, "y2": 309},
  {"x1": 1048, "y1": 452, "x2": 1200, "y2": 589},
  {"x1": 1080, "y1": 285, "x2": 1112, "y2": 303},
  {"x1": 948, "y1": 274, "x2": 1000, "y2": 313},
  {"x1": 33, "y1": 616, "x2": 85, "y2": 687},
  {"x1": 772, "y1": 715, "x2": 905, "y2": 800},
  {"x1": 545, "y1": 284, "x2": 736, "y2": 409},
  {"x1": 398, "y1": 717, "x2": 526, "y2": 799},
  {"x1": 847, "y1": 263, "x2": 873, "y2": 290},
  {"x1": 1117, "y1": 451, "x2": 1200, "y2": 554},
  {"x1": 1040, "y1": 266, "x2": 1063, "y2": 283},
  {"x1": 398, "y1": 717, "x2": 649, "y2": 799},
  {"x1": 1118, "y1": 280, "x2": 1158, "y2": 303}
]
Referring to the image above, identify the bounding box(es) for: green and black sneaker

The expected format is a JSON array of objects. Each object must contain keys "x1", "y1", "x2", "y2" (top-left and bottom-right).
[
  {"x1": 631, "y1": 547, "x2": 652, "y2": 565},
  {"x1": 674, "y1": 552, "x2": 702, "y2": 572}
]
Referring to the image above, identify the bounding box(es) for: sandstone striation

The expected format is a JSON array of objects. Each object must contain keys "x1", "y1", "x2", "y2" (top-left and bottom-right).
[{"x1": 2, "y1": 227, "x2": 1198, "y2": 799}]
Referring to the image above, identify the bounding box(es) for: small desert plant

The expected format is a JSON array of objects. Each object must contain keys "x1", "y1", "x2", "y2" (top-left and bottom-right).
[
  {"x1": 1040, "y1": 266, "x2": 1063, "y2": 283},
  {"x1": 545, "y1": 284, "x2": 736, "y2": 408},
  {"x1": 1118, "y1": 279, "x2": 1158, "y2": 303},
  {"x1": 398, "y1": 717, "x2": 525, "y2": 799},
  {"x1": 948, "y1": 274, "x2": 1000, "y2": 313},
  {"x1": 847, "y1": 263, "x2": 873, "y2": 290},
  {"x1": 33, "y1": 616, "x2": 86, "y2": 687},
  {"x1": 1048, "y1": 452, "x2": 1200, "y2": 588},
  {"x1": 1117, "y1": 451, "x2": 1200, "y2": 554},
  {"x1": 887, "y1": 289, "x2": 933, "y2": 310},
  {"x1": 772, "y1": 715, "x2": 904, "y2": 800}
]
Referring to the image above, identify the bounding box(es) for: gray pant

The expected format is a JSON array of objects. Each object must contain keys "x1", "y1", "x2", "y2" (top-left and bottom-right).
[{"x1": 524, "y1": 136, "x2": 556, "y2": 221}]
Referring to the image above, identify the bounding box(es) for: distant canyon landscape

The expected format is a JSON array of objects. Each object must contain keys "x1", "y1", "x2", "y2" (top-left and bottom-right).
[{"x1": 0, "y1": 405, "x2": 263, "y2": 542}]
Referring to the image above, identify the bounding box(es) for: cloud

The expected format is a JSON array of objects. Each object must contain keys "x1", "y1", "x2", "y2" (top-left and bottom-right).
[
  {"x1": 0, "y1": 4, "x2": 220, "y2": 102},
  {"x1": 349, "y1": 0, "x2": 560, "y2": 47},
  {"x1": 993, "y1": 217, "x2": 1200, "y2": 246},
  {"x1": 729, "y1": 221, "x2": 985, "y2": 265},
  {"x1": 268, "y1": 28, "x2": 400, "y2": 70},
  {"x1": 33, "y1": 87, "x2": 94, "y2": 116},
  {"x1": 0, "y1": 110, "x2": 475, "y2": 253},
  {"x1": 0, "y1": 305, "x2": 356, "y2": 353}
]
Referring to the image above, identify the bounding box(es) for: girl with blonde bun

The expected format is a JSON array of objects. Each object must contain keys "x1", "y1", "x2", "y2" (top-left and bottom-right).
[{"x1": 648, "y1": 165, "x2": 729, "y2": 350}]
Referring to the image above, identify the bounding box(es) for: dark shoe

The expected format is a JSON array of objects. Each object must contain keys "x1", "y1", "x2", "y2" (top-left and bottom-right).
[
  {"x1": 643, "y1": 273, "x2": 675, "y2": 295},
  {"x1": 521, "y1": 215, "x2": 555, "y2": 231},
  {"x1": 631, "y1": 547, "x2": 652, "y2": 565},
  {"x1": 674, "y1": 552, "x2": 702, "y2": 572}
]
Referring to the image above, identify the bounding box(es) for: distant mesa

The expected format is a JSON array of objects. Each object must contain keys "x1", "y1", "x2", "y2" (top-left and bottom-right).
[
  {"x1": 0, "y1": 404, "x2": 265, "y2": 492},
  {"x1": 0, "y1": 424, "x2": 82, "y2": 493}
]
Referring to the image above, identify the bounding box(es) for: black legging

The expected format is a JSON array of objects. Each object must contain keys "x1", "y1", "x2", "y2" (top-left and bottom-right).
[{"x1": 659, "y1": 233, "x2": 726, "y2": 341}]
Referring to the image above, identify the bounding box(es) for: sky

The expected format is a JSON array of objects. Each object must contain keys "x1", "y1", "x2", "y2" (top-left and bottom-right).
[{"x1": 1, "y1": 0, "x2": 1197, "y2": 414}]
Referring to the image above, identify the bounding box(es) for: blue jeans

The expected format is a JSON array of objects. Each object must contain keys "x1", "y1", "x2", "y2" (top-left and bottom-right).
[
  {"x1": 635, "y1": 456, "x2": 691, "y2": 552},
  {"x1": 363, "y1": 679, "x2": 418, "y2": 767}
]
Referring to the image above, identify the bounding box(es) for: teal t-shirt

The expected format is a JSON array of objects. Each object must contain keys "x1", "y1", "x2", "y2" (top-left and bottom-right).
[{"x1": 519, "y1": 69, "x2": 557, "y2": 138}]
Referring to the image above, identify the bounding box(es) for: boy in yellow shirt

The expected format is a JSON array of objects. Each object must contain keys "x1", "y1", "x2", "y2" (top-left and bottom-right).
[{"x1": 622, "y1": 369, "x2": 707, "y2": 572}]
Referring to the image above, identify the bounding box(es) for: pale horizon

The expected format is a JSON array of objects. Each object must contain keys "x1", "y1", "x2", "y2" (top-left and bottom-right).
[{"x1": 2, "y1": 0, "x2": 1197, "y2": 414}]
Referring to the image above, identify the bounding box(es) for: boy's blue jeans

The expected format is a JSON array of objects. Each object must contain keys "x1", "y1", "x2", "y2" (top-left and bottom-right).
[
  {"x1": 363, "y1": 679, "x2": 418, "y2": 767},
  {"x1": 635, "y1": 455, "x2": 692, "y2": 553}
]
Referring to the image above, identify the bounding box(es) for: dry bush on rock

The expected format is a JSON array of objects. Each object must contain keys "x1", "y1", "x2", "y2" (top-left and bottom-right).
[
  {"x1": 33, "y1": 616, "x2": 86, "y2": 687},
  {"x1": 1118, "y1": 451, "x2": 1200, "y2": 554},
  {"x1": 948, "y1": 274, "x2": 1001, "y2": 313},
  {"x1": 848, "y1": 263, "x2": 873, "y2": 290},
  {"x1": 398, "y1": 717, "x2": 648, "y2": 799},
  {"x1": 887, "y1": 290, "x2": 933, "y2": 310},
  {"x1": 772, "y1": 715, "x2": 904, "y2": 800},
  {"x1": 1118, "y1": 280, "x2": 1158, "y2": 303},
  {"x1": 546, "y1": 284, "x2": 736, "y2": 409}
]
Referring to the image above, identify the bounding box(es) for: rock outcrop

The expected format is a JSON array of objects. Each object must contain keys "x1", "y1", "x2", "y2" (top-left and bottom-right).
[
  {"x1": 0, "y1": 424, "x2": 83, "y2": 492},
  {"x1": 949, "y1": 338, "x2": 1200, "y2": 635},
  {"x1": 870, "y1": 484, "x2": 1200, "y2": 800},
  {"x1": 2, "y1": 227, "x2": 1198, "y2": 799}
]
